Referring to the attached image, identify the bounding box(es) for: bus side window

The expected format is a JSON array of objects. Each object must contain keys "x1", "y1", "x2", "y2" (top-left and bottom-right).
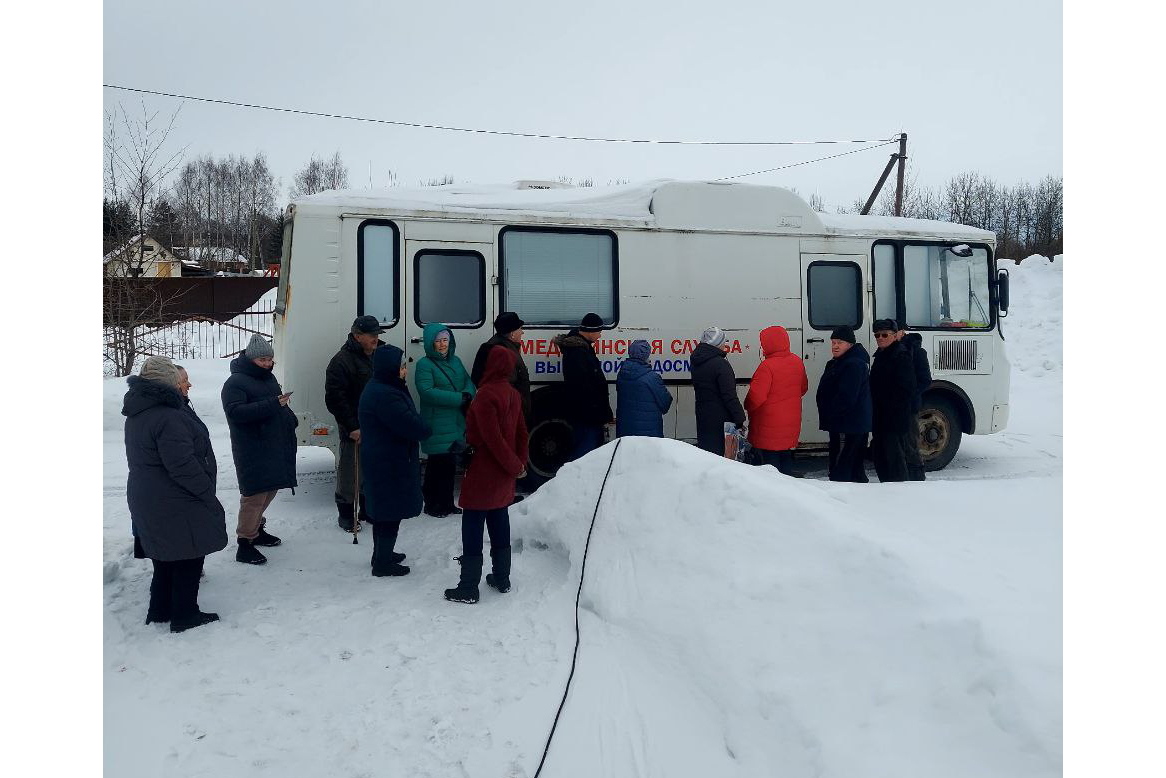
[
  {"x1": 873, "y1": 243, "x2": 897, "y2": 322},
  {"x1": 807, "y1": 261, "x2": 862, "y2": 330},
  {"x1": 358, "y1": 221, "x2": 400, "y2": 326}
]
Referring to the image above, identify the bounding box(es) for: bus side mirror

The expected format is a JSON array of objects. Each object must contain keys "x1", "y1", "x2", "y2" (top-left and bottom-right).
[{"x1": 997, "y1": 269, "x2": 1010, "y2": 315}]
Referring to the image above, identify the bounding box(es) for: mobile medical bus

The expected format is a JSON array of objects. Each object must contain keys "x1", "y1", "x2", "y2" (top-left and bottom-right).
[{"x1": 272, "y1": 180, "x2": 1010, "y2": 478}]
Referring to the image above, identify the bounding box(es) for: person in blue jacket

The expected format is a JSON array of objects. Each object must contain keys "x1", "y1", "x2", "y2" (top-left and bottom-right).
[
  {"x1": 358, "y1": 345, "x2": 432, "y2": 577},
  {"x1": 615, "y1": 339, "x2": 673, "y2": 437}
]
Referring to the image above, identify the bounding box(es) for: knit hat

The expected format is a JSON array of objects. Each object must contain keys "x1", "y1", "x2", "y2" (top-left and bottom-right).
[
  {"x1": 139, "y1": 356, "x2": 180, "y2": 387},
  {"x1": 872, "y1": 318, "x2": 899, "y2": 333},
  {"x1": 494, "y1": 311, "x2": 524, "y2": 335},
  {"x1": 699, "y1": 326, "x2": 727, "y2": 348},
  {"x1": 579, "y1": 312, "x2": 604, "y2": 333},
  {"x1": 830, "y1": 326, "x2": 856, "y2": 344},
  {"x1": 628, "y1": 339, "x2": 651, "y2": 362},
  {"x1": 244, "y1": 334, "x2": 275, "y2": 360}
]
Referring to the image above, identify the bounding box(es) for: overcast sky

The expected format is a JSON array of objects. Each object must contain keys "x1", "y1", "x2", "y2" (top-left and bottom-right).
[{"x1": 103, "y1": 0, "x2": 1062, "y2": 210}]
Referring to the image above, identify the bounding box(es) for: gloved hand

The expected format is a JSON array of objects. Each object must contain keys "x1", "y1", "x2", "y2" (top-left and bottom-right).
[{"x1": 460, "y1": 392, "x2": 472, "y2": 413}]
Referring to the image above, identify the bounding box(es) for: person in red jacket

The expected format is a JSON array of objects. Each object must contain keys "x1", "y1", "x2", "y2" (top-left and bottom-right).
[
  {"x1": 445, "y1": 346, "x2": 529, "y2": 604},
  {"x1": 744, "y1": 326, "x2": 808, "y2": 475}
]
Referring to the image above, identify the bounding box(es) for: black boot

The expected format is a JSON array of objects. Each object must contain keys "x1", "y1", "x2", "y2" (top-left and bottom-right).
[
  {"x1": 371, "y1": 522, "x2": 409, "y2": 577},
  {"x1": 145, "y1": 561, "x2": 172, "y2": 624},
  {"x1": 236, "y1": 538, "x2": 267, "y2": 565},
  {"x1": 253, "y1": 521, "x2": 282, "y2": 547},
  {"x1": 337, "y1": 502, "x2": 355, "y2": 533},
  {"x1": 486, "y1": 546, "x2": 512, "y2": 593},
  {"x1": 444, "y1": 555, "x2": 482, "y2": 603},
  {"x1": 168, "y1": 557, "x2": 218, "y2": 633},
  {"x1": 171, "y1": 611, "x2": 220, "y2": 633}
]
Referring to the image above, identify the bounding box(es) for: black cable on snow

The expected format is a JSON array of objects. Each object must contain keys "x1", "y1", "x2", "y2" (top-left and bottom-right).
[{"x1": 532, "y1": 437, "x2": 623, "y2": 778}]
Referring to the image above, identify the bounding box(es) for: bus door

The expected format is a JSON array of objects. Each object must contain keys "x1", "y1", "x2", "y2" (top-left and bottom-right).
[
  {"x1": 402, "y1": 240, "x2": 493, "y2": 378},
  {"x1": 798, "y1": 254, "x2": 871, "y2": 444}
]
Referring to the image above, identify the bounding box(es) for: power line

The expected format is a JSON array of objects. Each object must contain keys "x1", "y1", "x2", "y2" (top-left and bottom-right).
[
  {"x1": 102, "y1": 84, "x2": 897, "y2": 147},
  {"x1": 715, "y1": 140, "x2": 900, "y2": 180}
]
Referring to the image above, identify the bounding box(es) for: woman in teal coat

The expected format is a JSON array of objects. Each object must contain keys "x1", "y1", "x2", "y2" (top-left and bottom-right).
[{"x1": 414, "y1": 323, "x2": 476, "y2": 516}]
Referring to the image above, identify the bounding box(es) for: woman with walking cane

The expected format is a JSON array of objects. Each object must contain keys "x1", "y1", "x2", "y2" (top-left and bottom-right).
[{"x1": 358, "y1": 345, "x2": 432, "y2": 576}]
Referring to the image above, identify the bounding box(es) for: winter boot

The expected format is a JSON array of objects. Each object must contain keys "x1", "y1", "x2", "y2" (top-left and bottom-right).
[
  {"x1": 424, "y1": 503, "x2": 450, "y2": 518},
  {"x1": 444, "y1": 554, "x2": 482, "y2": 603},
  {"x1": 170, "y1": 611, "x2": 220, "y2": 633},
  {"x1": 145, "y1": 564, "x2": 172, "y2": 624},
  {"x1": 371, "y1": 522, "x2": 409, "y2": 577},
  {"x1": 337, "y1": 502, "x2": 355, "y2": 533},
  {"x1": 486, "y1": 545, "x2": 512, "y2": 593},
  {"x1": 253, "y1": 525, "x2": 282, "y2": 547},
  {"x1": 236, "y1": 538, "x2": 268, "y2": 565}
]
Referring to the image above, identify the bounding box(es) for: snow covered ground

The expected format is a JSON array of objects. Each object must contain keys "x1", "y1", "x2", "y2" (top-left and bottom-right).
[{"x1": 103, "y1": 257, "x2": 1062, "y2": 777}]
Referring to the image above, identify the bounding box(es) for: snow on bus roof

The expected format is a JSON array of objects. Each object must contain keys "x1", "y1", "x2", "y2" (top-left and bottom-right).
[
  {"x1": 294, "y1": 180, "x2": 660, "y2": 222},
  {"x1": 294, "y1": 180, "x2": 993, "y2": 240},
  {"x1": 819, "y1": 212, "x2": 996, "y2": 241}
]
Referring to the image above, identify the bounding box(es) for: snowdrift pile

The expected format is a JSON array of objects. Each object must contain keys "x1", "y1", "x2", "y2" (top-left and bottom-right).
[
  {"x1": 506, "y1": 437, "x2": 1059, "y2": 777},
  {"x1": 1000, "y1": 255, "x2": 1062, "y2": 377}
]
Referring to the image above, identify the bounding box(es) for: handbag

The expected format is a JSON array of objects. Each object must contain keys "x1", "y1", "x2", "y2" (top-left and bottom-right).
[{"x1": 448, "y1": 438, "x2": 474, "y2": 468}]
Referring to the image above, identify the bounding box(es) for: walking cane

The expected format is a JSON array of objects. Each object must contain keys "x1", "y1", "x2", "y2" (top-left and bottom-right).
[{"x1": 352, "y1": 441, "x2": 361, "y2": 545}]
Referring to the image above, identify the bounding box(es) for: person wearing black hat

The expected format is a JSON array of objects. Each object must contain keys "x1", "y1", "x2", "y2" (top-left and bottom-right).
[
  {"x1": 471, "y1": 311, "x2": 530, "y2": 420},
  {"x1": 869, "y1": 318, "x2": 917, "y2": 483},
  {"x1": 815, "y1": 326, "x2": 872, "y2": 482},
  {"x1": 553, "y1": 312, "x2": 614, "y2": 461},
  {"x1": 896, "y1": 326, "x2": 932, "y2": 481},
  {"x1": 325, "y1": 315, "x2": 387, "y2": 532}
]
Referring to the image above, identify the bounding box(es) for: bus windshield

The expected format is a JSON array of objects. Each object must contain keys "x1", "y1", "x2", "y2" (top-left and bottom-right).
[{"x1": 903, "y1": 244, "x2": 992, "y2": 329}]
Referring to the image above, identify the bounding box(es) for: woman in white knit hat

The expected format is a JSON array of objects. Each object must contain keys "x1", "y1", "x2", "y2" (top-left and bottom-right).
[{"x1": 689, "y1": 326, "x2": 746, "y2": 455}]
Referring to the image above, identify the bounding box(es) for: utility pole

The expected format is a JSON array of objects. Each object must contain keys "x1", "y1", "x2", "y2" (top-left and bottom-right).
[
  {"x1": 860, "y1": 154, "x2": 900, "y2": 216},
  {"x1": 894, "y1": 132, "x2": 907, "y2": 217}
]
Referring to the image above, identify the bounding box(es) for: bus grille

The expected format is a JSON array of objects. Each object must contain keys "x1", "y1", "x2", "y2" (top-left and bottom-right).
[{"x1": 935, "y1": 339, "x2": 979, "y2": 371}]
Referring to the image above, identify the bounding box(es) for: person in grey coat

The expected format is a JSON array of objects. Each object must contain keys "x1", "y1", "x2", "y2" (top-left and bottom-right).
[{"x1": 123, "y1": 357, "x2": 227, "y2": 633}]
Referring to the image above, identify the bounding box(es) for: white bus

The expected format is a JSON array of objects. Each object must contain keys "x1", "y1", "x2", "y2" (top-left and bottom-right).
[{"x1": 272, "y1": 180, "x2": 1010, "y2": 478}]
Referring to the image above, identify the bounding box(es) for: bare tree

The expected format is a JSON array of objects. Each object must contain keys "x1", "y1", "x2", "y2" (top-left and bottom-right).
[
  {"x1": 103, "y1": 103, "x2": 189, "y2": 376},
  {"x1": 422, "y1": 174, "x2": 456, "y2": 186},
  {"x1": 290, "y1": 151, "x2": 350, "y2": 198},
  {"x1": 808, "y1": 192, "x2": 826, "y2": 212}
]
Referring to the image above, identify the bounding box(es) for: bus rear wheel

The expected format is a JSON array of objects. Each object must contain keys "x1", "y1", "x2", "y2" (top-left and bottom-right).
[
  {"x1": 528, "y1": 417, "x2": 575, "y2": 479},
  {"x1": 917, "y1": 395, "x2": 963, "y2": 471}
]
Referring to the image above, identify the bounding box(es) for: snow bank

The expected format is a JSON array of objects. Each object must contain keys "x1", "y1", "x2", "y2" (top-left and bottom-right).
[
  {"x1": 503, "y1": 437, "x2": 1060, "y2": 777},
  {"x1": 999, "y1": 255, "x2": 1062, "y2": 378}
]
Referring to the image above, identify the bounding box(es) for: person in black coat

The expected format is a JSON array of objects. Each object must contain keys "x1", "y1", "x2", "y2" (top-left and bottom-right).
[
  {"x1": 325, "y1": 315, "x2": 386, "y2": 532},
  {"x1": 221, "y1": 334, "x2": 298, "y2": 565},
  {"x1": 470, "y1": 311, "x2": 531, "y2": 420},
  {"x1": 815, "y1": 327, "x2": 872, "y2": 483},
  {"x1": 869, "y1": 319, "x2": 917, "y2": 483},
  {"x1": 898, "y1": 330, "x2": 932, "y2": 481},
  {"x1": 358, "y1": 344, "x2": 433, "y2": 577},
  {"x1": 124, "y1": 357, "x2": 227, "y2": 633},
  {"x1": 690, "y1": 326, "x2": 746, "y2": 455},
  {"x1": 553, "y1": 312, "x2": 613, "y2": 461}
]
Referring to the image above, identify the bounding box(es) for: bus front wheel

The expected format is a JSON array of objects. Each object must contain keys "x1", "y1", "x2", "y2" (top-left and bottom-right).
[{"x1": 917, "y1": 395, "x2": 963, "y2": 471}]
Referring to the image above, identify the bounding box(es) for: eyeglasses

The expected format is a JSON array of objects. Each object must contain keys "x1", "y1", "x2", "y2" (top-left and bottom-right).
[{"x1": 874, "y1": 332, "x2": 894, "y2": 339}]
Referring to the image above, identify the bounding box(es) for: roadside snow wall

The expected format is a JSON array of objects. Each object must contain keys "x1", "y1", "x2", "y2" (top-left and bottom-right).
[{"x1": 508, "y1": 436, "x2": 1059, "y2": 778}]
